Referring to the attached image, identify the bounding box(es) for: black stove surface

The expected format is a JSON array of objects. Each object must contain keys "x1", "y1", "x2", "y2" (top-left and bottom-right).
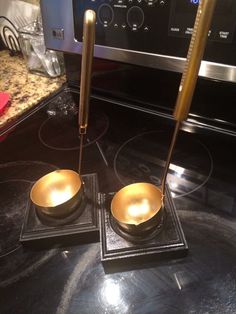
[{"x1": 1, "y1": 87, "x2": 236, "y2": 313}]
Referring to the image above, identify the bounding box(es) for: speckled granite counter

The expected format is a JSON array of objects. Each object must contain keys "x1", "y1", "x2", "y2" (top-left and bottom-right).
[{"x1": 0, "y1": 50, "x2": 66, "y2": 129}]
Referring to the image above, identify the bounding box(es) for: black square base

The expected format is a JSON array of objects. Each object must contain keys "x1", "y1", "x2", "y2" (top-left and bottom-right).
[
  {"x1": 20, "y1": 173, "x2": 99, "y2": 247},
  {"x1": 100, "y1": 186, "x2": 188, "y2": 273}
]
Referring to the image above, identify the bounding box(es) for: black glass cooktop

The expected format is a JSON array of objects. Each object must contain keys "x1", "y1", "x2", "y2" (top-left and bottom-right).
[{"x1": 1, "y1": 87, "x2": 236, "y2": 313}]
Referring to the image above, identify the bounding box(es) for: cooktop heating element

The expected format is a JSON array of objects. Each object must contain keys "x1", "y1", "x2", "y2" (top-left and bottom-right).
[
  {"x1": 0, "y1": 161, "x2": 58, "y2": 287},
  {"x1": 0, "y1": 161, "x2": 58, "y2": 256},
  {"x1": 38, "y1": 91, "x2": 109, "y2": 151},
  {"x1": 114, "y1": 130, "x2": 213, "y2": 199}
]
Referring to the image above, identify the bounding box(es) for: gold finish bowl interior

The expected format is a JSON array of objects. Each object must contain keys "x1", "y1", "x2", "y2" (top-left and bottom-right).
[
  {"x1": 111, "y1": 182, "x2": 163, "y2": 226},
  {"x1": 30, "y1": 169, "x2": 82, "y2": 208}
]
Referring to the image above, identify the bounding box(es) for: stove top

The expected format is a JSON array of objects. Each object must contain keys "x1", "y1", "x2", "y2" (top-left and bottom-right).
[{"x1": 1, "y1": 87, "x2": 236, "y2": 313}]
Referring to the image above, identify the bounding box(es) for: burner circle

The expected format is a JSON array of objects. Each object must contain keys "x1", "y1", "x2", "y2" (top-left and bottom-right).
[
  {"x1": 0, "y1": 161, "x2": 58, "y2": 284},
  {"x1": 0, "y1": 180, "x2": 32, "y2": 257},
  {"x1": 114, "y1": 130, "x2": 213, "y2": 199},
  {"x1": 38, "y1": 112, "x2": 109, "y2": 151},
  {"x1": 0, "y1": 160, "x2": 58, "y2": 182},
  {"x1": 0, "y1": 161, "x2": 58, "y2": 257}
]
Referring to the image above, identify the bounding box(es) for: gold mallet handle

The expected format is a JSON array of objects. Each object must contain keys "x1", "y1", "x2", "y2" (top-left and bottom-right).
[
  {"x1": 174, "y1": 0, "x2": 216, "y2": 121},
  {"x1": 78, "y1": 10, "x2": 96, "y2": 174},
  {"x1": 162, "y1": 0, "x2": 216, "y2": 194},
  {"x1": 79, "y1": 9, "x2": 96, "y2": 135}
]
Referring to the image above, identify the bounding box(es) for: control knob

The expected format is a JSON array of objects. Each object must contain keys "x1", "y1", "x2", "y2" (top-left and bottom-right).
[
  {"x1": 127, "y1": 6, "x2": 144, "y2": 30},
  {"x1": 98, "y1": 4, "x2": 114, "y2": 26}
]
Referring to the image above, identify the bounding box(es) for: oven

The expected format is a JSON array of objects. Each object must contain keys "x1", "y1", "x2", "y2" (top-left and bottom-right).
[
  {"x1": 41, "y1": 0, "x2": 236, "y2": 81},
  {"x1": 40, "y1": 0, "x2": 236, "y2": 133},
  {"x1": 1, "y1": 1, "x2": 236, "y2": 313}
]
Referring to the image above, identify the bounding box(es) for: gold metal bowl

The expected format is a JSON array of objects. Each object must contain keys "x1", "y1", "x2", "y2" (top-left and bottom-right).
[
  {"x1": 111, "y1": 182, "x2": 163, "y2": 234},
  {"x1": 30, "y1": 169, "x2": 84, "y2": 218}
]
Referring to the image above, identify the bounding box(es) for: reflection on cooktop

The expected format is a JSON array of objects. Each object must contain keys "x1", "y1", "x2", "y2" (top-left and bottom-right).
[
  {"x1": 63, "y1": 210, "x2": 236, "y2": 314},
  {"x1": 114, "y1": 130, "x2": 213, "y2": 199}
]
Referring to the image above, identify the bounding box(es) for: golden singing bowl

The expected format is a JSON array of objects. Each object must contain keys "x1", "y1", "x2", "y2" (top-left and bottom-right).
[
  {"x1": 30, "y1": 169, "x2": 84, "y2": 218},
  {"x1": 111, "y1": 182, "x2": 164, "y2": 234}
]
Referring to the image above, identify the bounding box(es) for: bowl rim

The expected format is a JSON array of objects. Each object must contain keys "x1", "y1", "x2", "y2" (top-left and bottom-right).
[
  {"x1": 111, "y1": 182, "x2": 163, "y2": 225},
  {"x1": 30, "y1": 169, "x2": 83, "y2": 208}
]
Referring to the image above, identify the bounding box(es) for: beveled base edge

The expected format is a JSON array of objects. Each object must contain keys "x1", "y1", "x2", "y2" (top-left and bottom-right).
[{"x1": 99, "y1": 185, "x2": 188, "y2": 273}]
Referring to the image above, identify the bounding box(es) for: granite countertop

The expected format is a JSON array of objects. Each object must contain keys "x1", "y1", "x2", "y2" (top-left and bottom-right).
[{"x1": 0, "y1": 50, "x2": 66, "y2": 129}]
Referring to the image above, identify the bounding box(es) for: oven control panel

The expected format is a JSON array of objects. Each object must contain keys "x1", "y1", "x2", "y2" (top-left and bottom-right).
[
  {"x1": 73, "y1": 0, "x2": 169, "y2": 54},
  {"x1": 74, "y1": 0, "x2": 236, "y2": 47},
  {"x1": 169, "y1": 0, "x2": 236, "y2": 42},
  {"x1": 41, "y1": 0, "x2": 236, "y2": 82}
]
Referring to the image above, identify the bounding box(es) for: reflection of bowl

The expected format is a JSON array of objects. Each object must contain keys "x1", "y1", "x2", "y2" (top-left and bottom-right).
[
  {"x1": 30, "y1": 169, "x2": 83, "y2": 218},
  {"x1": 111, "y1": 182, "x2": 163, "y2": 235}
]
